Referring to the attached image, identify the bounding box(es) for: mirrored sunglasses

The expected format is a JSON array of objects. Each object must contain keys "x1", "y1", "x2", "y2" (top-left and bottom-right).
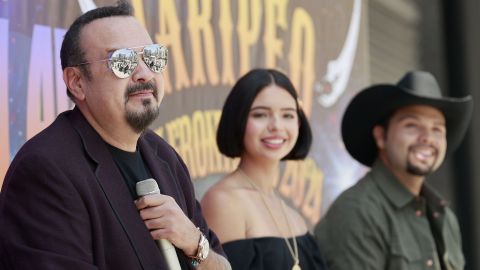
[{"x1": 74, "y1": 44, "x2": 168, "y2": 79}]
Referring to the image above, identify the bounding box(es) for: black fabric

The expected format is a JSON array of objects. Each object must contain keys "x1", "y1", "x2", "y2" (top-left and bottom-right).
[
  {"x1": 106, "y1": 143, "x2": 201, "y2": 269},
  {"x1": 105, "y1": 144, "x2": 197, "y2": 269},
  {"x1": 106, "y1": 143, "x2": 153, "y2": 199},
  {"x1": 222, "y1": 233, "x2": 327, "y2": 270},
  {"x1": 422, "y1": 183, "x2": 448, "y2": 270},
  {"x1": 0, "y1": 107, "x2": 226, "y2": 269}
]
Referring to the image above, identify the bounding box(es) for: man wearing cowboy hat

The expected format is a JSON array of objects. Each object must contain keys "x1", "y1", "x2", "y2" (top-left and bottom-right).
[{"x1": 314, "y1": 71, "x2": 473, "y2": 270}]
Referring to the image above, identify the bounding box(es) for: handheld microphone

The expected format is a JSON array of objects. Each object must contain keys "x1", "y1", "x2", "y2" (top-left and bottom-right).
[{"x1": 136, "y1": 179, "x2": 182, "y2": 270}]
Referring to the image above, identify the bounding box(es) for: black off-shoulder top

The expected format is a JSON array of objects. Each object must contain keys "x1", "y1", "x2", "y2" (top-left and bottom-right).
[{"x1": 222, "y1": 233, "x2": 327, "y2": 270}]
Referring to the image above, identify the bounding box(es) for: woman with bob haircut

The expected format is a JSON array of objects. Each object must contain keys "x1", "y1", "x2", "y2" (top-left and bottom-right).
[{"x1": 202, "y1": 68, "x2": 327, "y2": 270}]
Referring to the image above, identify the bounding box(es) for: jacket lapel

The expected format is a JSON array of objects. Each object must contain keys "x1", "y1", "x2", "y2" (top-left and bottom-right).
[
  {"x1": 67, "y1": 108, "x2": 167, "y2": 269},
  {"x1": 138, "y1": 134, "x2": 187, "y2": 212}
]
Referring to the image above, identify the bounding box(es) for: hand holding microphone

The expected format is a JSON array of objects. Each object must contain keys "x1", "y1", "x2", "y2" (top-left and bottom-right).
[{"x1": 136, "y1": 179, "x2": 182, "y2": 270}]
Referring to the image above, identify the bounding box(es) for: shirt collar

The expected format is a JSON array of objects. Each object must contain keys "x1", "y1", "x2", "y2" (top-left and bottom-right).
[
  {"x1": 421, "y1": 183, "x2": 449, "y2": 211},
  {"x1": 371, "y1": 159, "x2": 414, "y2": 209},
  {"x1": 370, "y1": 159, "x2": 448, "y2": 210}
]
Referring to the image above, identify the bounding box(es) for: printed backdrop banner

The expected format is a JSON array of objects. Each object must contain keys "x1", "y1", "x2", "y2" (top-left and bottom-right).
[{"x1": 0, "y1": 0, "x2": 369, "y2": 226}]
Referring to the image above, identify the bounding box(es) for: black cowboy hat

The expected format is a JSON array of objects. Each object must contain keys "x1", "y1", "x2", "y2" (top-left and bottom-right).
[{"x1": 342, "y1": 70, "x2": 473, "y2": 167}]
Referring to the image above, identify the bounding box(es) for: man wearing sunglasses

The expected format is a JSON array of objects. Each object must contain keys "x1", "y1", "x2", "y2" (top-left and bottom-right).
[{"x1": 0, "y1": 2, "x2": 231, "y2": 270}]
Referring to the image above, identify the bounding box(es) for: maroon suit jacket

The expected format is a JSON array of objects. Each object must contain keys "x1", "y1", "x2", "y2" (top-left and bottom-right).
[{"x1": 0, "y1": 108, "x2": 225, "y2": 269}]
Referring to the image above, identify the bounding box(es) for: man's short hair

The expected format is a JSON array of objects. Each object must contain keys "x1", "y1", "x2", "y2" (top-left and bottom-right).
[
  {"x1": 60, "y1": 1, "x2": 133, "y2": 100},
  {"x1": 216, "y1": 68, "x2": 312, "y2": 160}
]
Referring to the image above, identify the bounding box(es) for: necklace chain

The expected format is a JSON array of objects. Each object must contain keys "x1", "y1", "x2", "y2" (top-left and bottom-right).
[{"x1": 238, "y1": 168, "x2": 300, "y2": 268}]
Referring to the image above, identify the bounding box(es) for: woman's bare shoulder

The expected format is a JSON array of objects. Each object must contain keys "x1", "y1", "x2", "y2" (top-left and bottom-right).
[
  {"x1": 201, "y1": 173, "x2": 251, "y2": 243},
  {"x1": 203, "y1": 174, "x2": 249, "y2": 212}
]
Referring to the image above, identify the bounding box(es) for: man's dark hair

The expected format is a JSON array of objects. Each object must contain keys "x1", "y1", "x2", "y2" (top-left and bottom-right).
[
  {"x1": 60, "y1": 1, "x2": 133, "y2": 100},
  {"x1": 375, "y1": 111, "x2": 394, "y2": 131},
  {"x1": 216, "y1": 68, "x2": 312, "y2": 160}
]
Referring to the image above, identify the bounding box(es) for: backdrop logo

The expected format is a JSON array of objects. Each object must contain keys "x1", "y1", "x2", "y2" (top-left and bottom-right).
[
  {"x1": 78, "y1": 0, "x2": 97, "y2": 13},
  {"x1": 1, "y1": 0, "x2": 367, "y2": 224},
  {"x1": 316, "y1": 0, "x2": 361, "y2": 107}
]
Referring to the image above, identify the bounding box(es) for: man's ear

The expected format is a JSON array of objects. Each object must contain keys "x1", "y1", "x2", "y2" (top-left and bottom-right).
[
  {"x1": 372, "y1": 125, "x2": 386, "y2": 150},
  {"x1": 63, "y1": 67, "x2": 86, "y2": 101}
]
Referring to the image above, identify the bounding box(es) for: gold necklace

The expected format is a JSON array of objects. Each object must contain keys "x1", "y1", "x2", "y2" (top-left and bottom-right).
[{"x1": 238, "y1": 168, "x2": 301, "y2": 270}]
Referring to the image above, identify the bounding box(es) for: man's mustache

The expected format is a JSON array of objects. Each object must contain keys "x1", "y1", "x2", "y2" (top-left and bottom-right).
[{"x1": 125, "y1": 81, "x2": 158, "y2": 99}]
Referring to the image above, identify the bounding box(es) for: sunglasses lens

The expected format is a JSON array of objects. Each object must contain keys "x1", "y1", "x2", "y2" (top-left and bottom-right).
[
  {"x1": 142, "y1": 44, "x2": 168, "y2": 73},
  {"x1": 109, "y1": 48, "x2": 139, "y2": 78}
]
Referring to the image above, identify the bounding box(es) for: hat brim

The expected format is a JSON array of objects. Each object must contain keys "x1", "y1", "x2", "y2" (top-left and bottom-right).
[{"x1": 342, "y1": 84, "x2": 473, "y2": 167}]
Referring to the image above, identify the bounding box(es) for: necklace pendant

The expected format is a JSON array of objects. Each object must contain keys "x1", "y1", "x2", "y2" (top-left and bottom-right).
[{"x1": 292, "y1": 264, "x2": 301, "y2": 270}]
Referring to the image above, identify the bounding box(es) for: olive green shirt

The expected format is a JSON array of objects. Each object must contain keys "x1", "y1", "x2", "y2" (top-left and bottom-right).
[{"x1": 314, "y1": 160, "x2": 464, "y2": 270}]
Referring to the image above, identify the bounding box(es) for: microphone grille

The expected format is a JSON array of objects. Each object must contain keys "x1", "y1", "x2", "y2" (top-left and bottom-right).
[{"x1": 136, "y1": 178, "x2": 160, "y2": 196}]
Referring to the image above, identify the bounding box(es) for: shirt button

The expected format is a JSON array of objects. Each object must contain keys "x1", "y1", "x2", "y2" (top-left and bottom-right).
[
  {"x1": 415, "y1": 210, "x2": 422, "y2": 216},
  {"x1": 426, "y1": 259, "x2": 433, "y2": 267}
]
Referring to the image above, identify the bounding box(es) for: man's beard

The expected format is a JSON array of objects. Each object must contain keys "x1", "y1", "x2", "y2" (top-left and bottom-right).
[
  {"x1": 124, "y1": 81, "x2": 161, "y2": 133},
  {"x1": 406, "y1": 161, "x2": 435, "y2": 176},
  {"x1": 405, "y1": 147, "x2": 438, "y2": 176}
]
